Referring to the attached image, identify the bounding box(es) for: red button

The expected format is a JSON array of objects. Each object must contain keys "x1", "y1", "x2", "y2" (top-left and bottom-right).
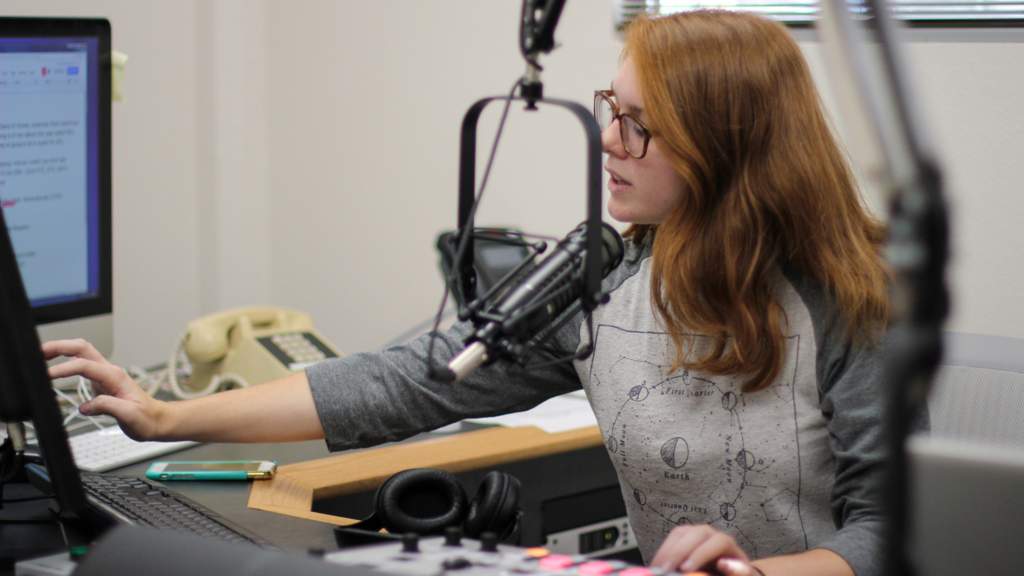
[
  {"x1": 578, "y1": 561, "x2": 615, "y2": 575},
  {"x1": 539, "y1": 555, "x2": 575, "y2": 571}
]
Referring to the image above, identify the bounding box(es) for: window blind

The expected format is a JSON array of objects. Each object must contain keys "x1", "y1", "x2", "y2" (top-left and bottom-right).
[{"x1": 615, "y1": 0, "x2": 1024, "y2": 25}]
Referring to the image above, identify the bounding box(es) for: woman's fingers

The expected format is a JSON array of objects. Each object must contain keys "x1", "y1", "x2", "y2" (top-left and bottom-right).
[
  {"x1": 717, "y1": 558, "x2": 761, "y2": 576},
  {"x1": 680, "y1": 532, "x2": 747, "y2": 572},
  {"x1": 40, "y1": 338, "x2": 161, "y2": 441},
  {"x1": 79, "y1": 395, "x2": 153, "y2": 441},
  {"x1": 651, "y1": 525, "x2": 713, "y2": 571},
  {"x1": 652, "y1": 525, "x2": 750, "y2": 573},
  {"x1": 79, "y1": 394, "x2": 129, "y2": 419},
  {"x1": 47, "y1": 358, "x2": 130, "y2": 395},
  {"x1": 42, "y1": 339, "x2": 108, "y2": 363}
]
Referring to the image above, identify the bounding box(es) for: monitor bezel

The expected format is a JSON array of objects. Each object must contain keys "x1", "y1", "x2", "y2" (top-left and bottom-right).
[{"x1": 0, "y1": 17, "x2": 113, "y2": 327}]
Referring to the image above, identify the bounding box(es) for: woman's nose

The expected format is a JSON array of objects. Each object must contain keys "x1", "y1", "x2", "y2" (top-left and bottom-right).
[{"x1": 601, "y1": 120, "x2": 627, "y2": 159}]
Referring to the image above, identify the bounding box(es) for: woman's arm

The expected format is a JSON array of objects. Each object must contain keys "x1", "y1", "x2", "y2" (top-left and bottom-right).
[
  {"x1": 750, "y1": 548, "x2": 853, "y2": 576},
  {"x1": 45, "y1": 303, "x2": 586, "y2": 448},
  {"x1": 43, "y1": 339, "x2": 324, "y2": 443},
  {"x1": 154, "y1": 372, "x2": 322, "y2": 442}
]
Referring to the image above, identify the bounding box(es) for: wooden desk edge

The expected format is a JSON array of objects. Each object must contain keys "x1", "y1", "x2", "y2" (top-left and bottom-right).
[{"x1": 248, "y1": 425, "x2": 602, "y2": 525}]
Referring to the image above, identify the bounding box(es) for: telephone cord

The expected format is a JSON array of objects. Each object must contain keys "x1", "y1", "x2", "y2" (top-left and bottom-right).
[
  {"x1": 49, "y1": 359, "x2": 165, "y2": 433},
  {"x1": 54, "y1": 386, "x2": 105, "y2": 431}
]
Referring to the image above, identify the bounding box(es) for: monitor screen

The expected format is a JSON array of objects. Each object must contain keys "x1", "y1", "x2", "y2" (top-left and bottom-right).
[{"x1": 0, "y1": 18, "x2": 112, "y2": 354}]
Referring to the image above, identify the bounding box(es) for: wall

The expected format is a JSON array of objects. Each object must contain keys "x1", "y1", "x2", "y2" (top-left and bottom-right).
[
  {"x1": 263, "y1": 3, "x2": 1024, "y2": 356},
  {"x1": 5, "y1": 1, "x2": 1023, "y2": 366},
  {"x1": 262, "y1": 0, "x2": 622, "y2": 356},
  {"x1": 903, "y1": 29, "x2": 1024, "y2": 338},
  {"x1": 3, "y1": 0, "x2": 208, "y2": 366},
  {"x1": 800, "y1": 27, "x2": 1024, "y2": 341}
]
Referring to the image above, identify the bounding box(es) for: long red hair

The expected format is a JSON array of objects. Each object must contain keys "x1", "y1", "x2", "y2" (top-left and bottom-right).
[{"x1": 624, "y1": 11, "x2": 888, "y2": 392}]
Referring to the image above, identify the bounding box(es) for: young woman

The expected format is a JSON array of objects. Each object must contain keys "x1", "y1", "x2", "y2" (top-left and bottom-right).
[{"x1": 45, "y1": 10, "x2": 895, "y2": 576}]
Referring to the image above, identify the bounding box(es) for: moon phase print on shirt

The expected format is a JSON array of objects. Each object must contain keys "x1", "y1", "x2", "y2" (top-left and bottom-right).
[{"x1": 585, "y1": 325, "x2": 809, "y2": 558}]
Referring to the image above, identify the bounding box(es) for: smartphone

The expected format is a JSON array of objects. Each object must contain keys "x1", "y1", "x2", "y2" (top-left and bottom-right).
[{"x1": 145, "y1": 460, "x2": 277, "y2": 481}]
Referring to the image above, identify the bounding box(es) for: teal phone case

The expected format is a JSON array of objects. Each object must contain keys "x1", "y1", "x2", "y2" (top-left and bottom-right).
[{"x1": 145, "y1": 461, "x2": 258, "y2": 481}]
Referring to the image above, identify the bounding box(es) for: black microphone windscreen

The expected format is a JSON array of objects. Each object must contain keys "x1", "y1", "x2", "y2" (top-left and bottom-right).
[{"x1": 599, "y1": 223, "x2": 625, "y2": 274}]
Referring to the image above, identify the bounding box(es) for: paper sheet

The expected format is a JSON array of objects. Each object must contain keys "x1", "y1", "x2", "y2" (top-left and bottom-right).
[{"x1": 466, "y1": 392, "x2": 597, "y2": 433}]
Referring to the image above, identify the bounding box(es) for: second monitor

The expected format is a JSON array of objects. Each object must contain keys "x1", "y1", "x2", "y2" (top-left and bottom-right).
[{"x1": 0, "y1": 17, "x2": 113, "y2": 355}]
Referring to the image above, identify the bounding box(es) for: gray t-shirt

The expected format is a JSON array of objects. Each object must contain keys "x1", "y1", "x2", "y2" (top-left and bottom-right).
[{"x1": 307, "y1": 237, "x2": 903, "y2": 575}]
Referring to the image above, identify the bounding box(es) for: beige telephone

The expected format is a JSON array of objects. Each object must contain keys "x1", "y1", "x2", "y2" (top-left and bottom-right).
[{"x1": 168, "y1": 307, "x2": 341, "y2": 399}]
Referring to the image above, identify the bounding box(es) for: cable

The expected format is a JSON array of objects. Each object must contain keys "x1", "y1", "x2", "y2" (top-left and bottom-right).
[
  {"x1": 39, "y1": 338, "x2": 244, "y2": 422},
  {"x1": 425, "y1": 77, "x2": 523, "y2": 378},
  {"x1": 384, "y1": 303, "x2": 457, "y2": 349},
  {"x1": 126, "y1": 364, "x2": 166, "y2": 397},
  {"x1": 54, "y1": 387, "x2": 105, "y2": 431},
  {"x1": 77, "y1": 376, "x2": 93, "y2": 402},
  {"x1": 2, "y1": 494, "x2": 54, "y2": 504},
  {"x1": 1, "y1": 426, "x2": 27, "y2": 511},
  {"x1": 42, "y1": 359, "x2": 164, "y2": 438},
  {"x1": 448, "y1": 77, "x2": 525, "y2": 287}
]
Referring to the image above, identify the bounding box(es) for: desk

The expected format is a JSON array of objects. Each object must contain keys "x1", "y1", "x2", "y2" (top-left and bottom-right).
[
  {"x1": 115, "y1": 439, "x2": 340, "y2": 551},
  {"x1": 2, "y1": 439, "x2": 335, "y2": 575},
  {"x1": 2, "y1": 425, "x2": 627, "y2": 574}
]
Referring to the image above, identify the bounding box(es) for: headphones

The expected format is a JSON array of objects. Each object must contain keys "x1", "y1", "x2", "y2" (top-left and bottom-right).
[{"x1": 346, "y1": 468, "x2": 522, "y2": 539}]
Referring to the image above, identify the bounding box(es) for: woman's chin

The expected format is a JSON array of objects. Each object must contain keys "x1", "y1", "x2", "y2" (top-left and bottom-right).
[
  {"x1": 607, "y1": 201, "x2": 633, "y2": 224},
  {"x1": 608, "y1": 203, "x2": 646, "y2": 225}
]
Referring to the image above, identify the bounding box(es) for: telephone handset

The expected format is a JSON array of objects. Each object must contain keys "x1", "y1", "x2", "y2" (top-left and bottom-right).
[{"x1": 168, "y1": 307, "x2": 341, "y2": 399}]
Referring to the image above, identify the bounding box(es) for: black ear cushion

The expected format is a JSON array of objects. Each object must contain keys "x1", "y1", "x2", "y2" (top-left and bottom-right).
[
  {"x1": 375, "y1": 468, "x2": 468, "y2": 535},
  {"x1": 463, "y1": 471, "x2": 521, "y2": 538}
]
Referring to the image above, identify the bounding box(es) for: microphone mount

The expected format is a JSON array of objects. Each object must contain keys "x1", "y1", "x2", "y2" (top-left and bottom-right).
[
  {"x1": 454, "y1": 95, "x2": 605, "y2": 329},
  {"x1": 521, "y1": 63, "x2": 544, "y2": 111},
  {"x1": 518, "y1": 0, "x2": 568, "y2": 109},
  {"x1": 429, "y1": 0, "x2": 609, "y2": 383},
  {"x1": 436, "y1": 94, "x2": 608, "y2": 384}
]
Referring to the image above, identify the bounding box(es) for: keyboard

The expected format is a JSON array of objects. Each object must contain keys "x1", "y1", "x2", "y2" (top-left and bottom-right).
[
  {"x1": 82, "y1": 473, "x2": 267, "y2": 546},
  {"x1": 68, "y1": 426, "x2": 197, "y2": 472}
]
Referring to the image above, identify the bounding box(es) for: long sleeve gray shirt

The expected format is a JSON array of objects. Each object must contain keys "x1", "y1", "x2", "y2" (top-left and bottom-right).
[{"x1": 308, "y1": 237, "x2": 905, "y2": 575}]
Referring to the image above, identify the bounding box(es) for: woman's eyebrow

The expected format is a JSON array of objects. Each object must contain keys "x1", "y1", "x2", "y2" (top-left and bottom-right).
[
  {"x1": 622, "y1": 101, "x2": 645, "y2": 118},
  {"x1": 609, "y1": 81, "x2": 645, "y2": 117}
]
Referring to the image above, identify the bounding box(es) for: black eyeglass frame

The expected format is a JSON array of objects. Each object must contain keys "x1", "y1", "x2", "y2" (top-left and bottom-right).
[{"x1": 593, "y1": 89, "x2": 653, "y2": 159}]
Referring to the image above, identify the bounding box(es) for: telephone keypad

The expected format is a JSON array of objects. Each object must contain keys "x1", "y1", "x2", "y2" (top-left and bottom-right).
[{"x1": 258, "y1": 331, "x2": 338, "y2": 370}]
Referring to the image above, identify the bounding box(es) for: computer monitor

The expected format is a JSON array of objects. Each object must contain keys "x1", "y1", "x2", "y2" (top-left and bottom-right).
[
  {"x1": 908, "y1": 435, "x2": 1024, "y2": 575},
  {"x1": 0, "y1": 18, "x2": 112, "y2": 356},
  {"x1": 1, "y1": 202, "x2": 91, "y2": 521}
]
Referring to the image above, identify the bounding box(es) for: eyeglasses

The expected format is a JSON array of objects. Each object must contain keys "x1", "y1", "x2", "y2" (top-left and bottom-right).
[{"x1": 593, "y1": 89, "x2": 653, "y2": 159}]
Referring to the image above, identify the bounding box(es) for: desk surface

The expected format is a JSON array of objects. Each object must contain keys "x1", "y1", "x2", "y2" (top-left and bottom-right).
[
  {"x1": 1, "y1": 438, "x2": 338, "y2": 574},
  {"x1": 116, "y1": 439, "x2": 341, "y2": 551},
  {"x1": 2, "y1": 424, "x2": 616, "y2": 574}
]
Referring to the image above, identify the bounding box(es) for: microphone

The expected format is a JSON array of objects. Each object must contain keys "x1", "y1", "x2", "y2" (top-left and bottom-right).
[{"x1": 441, "y1": 222, "x2": 624, "y2": 383}]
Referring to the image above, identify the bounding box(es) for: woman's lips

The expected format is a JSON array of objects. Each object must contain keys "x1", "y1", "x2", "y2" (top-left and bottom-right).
[{"x1": 607, "y1": 169, "x2": 632, "y2": 193}]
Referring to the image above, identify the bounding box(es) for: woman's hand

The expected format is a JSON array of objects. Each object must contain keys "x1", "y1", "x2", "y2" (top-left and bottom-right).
[
  {"x1": 43, "y1": 339, "x2": 167, "y2": 441},
  {"x1": 651, "y1": 524, "x2": 763, "y2": 575}
]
